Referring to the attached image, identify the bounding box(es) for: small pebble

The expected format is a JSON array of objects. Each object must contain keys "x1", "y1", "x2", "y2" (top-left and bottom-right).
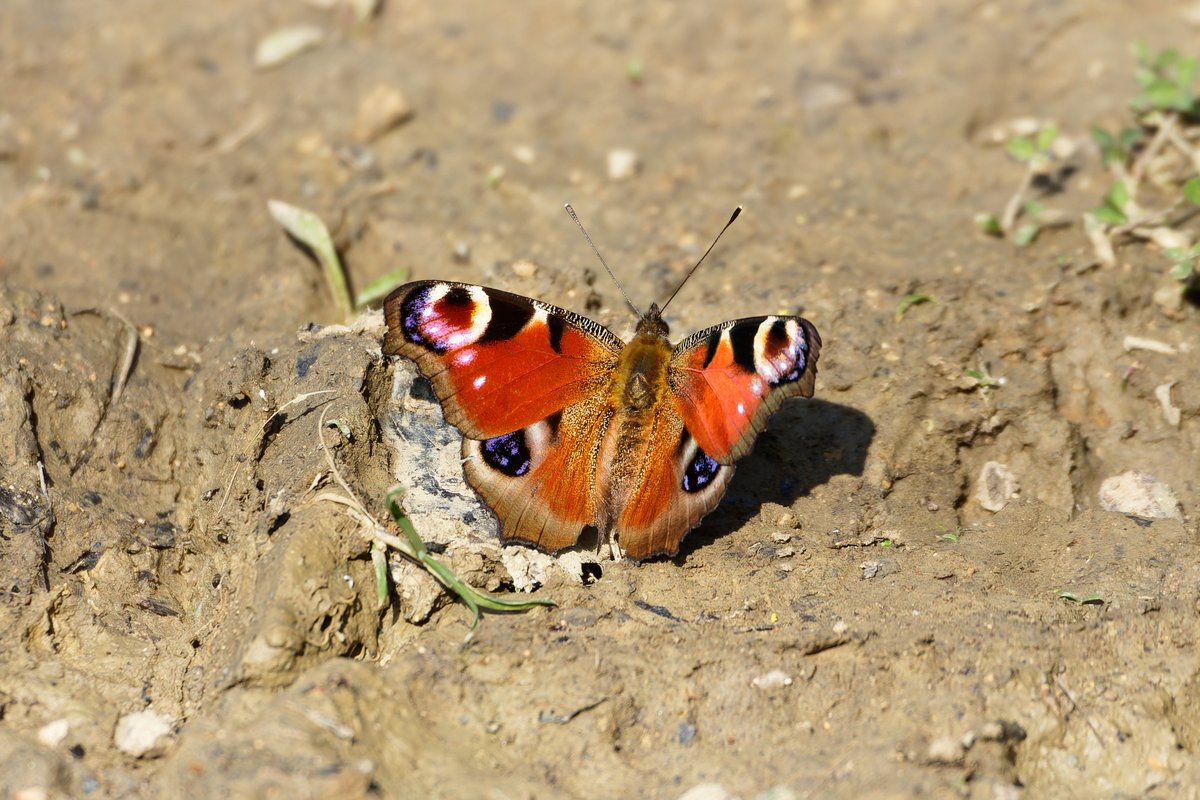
[
  {"x1": 453, "y1": 242, "x2": 471, "y2": 262},
  {"x1": 771, "y1": 531, "x2": 793, "y2": 543},
  {"x1": 831, "y1": 619, "x2": 849, "y2": 635},
  {"x1": 751, "y1": 669, "x2": 793, "y2": 690},
  {"x1": 774, "y1": 511, "x2": 796, "y2": 528},
  {"x1": 677, "y1": 784, "x2": 737, "y2": 800},
  {"x1": 114, "y1": 710, "x2": 174, "y2": 758},
  {"x1": 607, "y1": 148, "x2": 639, "y2": 180},
  {"x1": 926, "y1": 735, "x2": 964, "y2": 764},
  {"x1": 1155, "y1": 382, "x2": 1181, "y2": 427},
  {"x1": 861, "y1": 560, "x2": 882, "y2": 579},
  {"x1": 975, "y1": 461, "x2": 1017, "y2": 512},
  {"x1": 511, "y1": 259, "x2": 538, "y2": 278},
  {"x1": 1098, "y1": 471, "x2": 1182, "y2": 520},
  {"x1": 512, "y1": 145, "x2": 536, "y2": 164},
  {"x1": 352, "y1": 85, "x2": 414, "y2": 142},
  {"x1": 254, "y1": 25, "x2": 323, "y2": 69},
  {"x1": 37, "y1": 718, "x2": 70, "y2": 747}
]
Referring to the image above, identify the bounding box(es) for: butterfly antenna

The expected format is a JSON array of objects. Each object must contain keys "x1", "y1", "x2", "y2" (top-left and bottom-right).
[
  {"x1": 564, "y1": 203, "x2": 642, "y2": 318},
  {"x1": 658, "y1": 206, "x2": 742, "y2": 315}
]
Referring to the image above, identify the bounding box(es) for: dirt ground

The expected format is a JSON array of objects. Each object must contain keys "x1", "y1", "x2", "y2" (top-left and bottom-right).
[{"x1": 2, "y1": 1, "x2": 1199, "y2": 797}]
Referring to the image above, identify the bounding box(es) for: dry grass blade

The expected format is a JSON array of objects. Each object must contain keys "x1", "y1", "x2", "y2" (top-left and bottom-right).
[{"x1": 268, "y1": 200, "x2": 353, "y2": 317}]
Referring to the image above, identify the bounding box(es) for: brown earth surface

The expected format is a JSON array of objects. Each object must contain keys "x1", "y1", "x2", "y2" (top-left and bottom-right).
[{"x1": 2, "y1": 1, "x2": 1199, "y2": 798}]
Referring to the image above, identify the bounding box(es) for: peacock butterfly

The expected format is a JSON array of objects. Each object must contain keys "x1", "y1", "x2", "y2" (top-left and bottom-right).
[{"x1": 382, "y1": 206, "x2": 821, "y2": 560}]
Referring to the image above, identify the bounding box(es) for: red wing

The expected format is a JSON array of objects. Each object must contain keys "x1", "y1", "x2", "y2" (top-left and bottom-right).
[
  {"x1": 384, "y1": 281, "x2": 622, "y2": 440},
  {"x1": 669, "y1": 315, "x2": 821, "y2": 463},
  {"x1": 462, "y1": 396, "x2": 612, "y2": 552},
  {"x1": 605, "y1": 403, "x2": 734, "y2": 560}
]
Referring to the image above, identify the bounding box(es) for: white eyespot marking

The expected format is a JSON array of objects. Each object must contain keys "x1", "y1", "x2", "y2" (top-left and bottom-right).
[
  {"x1": 753, "y1": 317, "x2": 804, "y2": 384},
  {"x1": 418, "y1": 284, "x2": 493, "y2": 350},
  {"x1": 750, "y1": 376, "x2": 764, "y2": 396},
  {"x1": 473, "y1": 375, "x2": 487, "y2": 390}
]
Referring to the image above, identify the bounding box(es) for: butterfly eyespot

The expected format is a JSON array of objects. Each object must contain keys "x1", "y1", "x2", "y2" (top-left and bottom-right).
[
  {"x1": 481, "y1": 430, "x2": 532, "y2": 477},
  {"x1": 682, "y1": 449, "x2": 720, "y2": 493}
]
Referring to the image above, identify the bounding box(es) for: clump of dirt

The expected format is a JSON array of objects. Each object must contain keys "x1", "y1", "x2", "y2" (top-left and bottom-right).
[{"x1": 3, "y1": 1, "x2": 1200, "y2": 798}]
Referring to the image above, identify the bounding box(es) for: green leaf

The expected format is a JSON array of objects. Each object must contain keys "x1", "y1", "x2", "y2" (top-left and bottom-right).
[
  {"x1": 1171, "y1": 261, "x2": 1194, "y2": 280},
  {"x1": 1108, "y1": 180, "x2": 1130, "y2": 210},
  {"x1": 354, "y1": 268, "x2": 409, "y2": 308},
  {"x1": 1059, "y1": 590, "x2": 1104, "y2": 605},
  {"x1": 1012, "y1": 223, "x2": 1040, "y2": 247},
  {"x1": 626, "y1": 57, "x2": 645, "y2": 83},
  {"x1": 1090, "y1": 126, "x2": 1114, "y2": 149},
  {"x1": 1184, "y1": 177, "x2": 1200, "y2": 206},
  {"x1": 371, "y1": 542, "x2": 389, "y2": 609},
  {"x1": 974, "y1": 213, "x2": 1003, "y2": 236},
  {"x1": 384, "y1": 487, "x2": 555, "y2": 627},
  {"x1": 1006, "y1": 136, "x2": 1035, "y2": 163},
  {"x1": 1023, "y1": 199, "x2": 1045, "y2": 218},
  {"x1": 325, "y1": 418, "x2": 352, "y2": 440},
  {"x1": 1091, "y1": 205, "x2": 1127, "y2": 226},
  {"x1": 941, "y1": 532, "x2": 960, "y2": 542},
  {"x1": 878, "y1": 539, "x2": 894, "y2": 548},
  {"x1": 894, "y1": 293, "x2": 935, "y2": 320},
  {"x1": 268, "y1": 199, "x2": 354, "y2": 317},
  {"x1": 1035, "y1": 125, "x2": 1059, "y2": 153},
  {"x1": 1164, "y1": 247, "x2": 1188, "y2": 262}
]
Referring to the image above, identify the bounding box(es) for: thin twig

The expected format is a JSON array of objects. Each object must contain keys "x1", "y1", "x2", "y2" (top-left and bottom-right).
[
  {"x1": 1129, "y1": 113, "x2": 1177, "y2": 194},
  {"x1": 107, "y1": 309, "x2": 140, "y2": 408},
  {"x1": 1054, "y1": 676, "x2": 1106, "y2": 749},
  {"x1": 1000, "y1": 168, "x2": 1035, "y2": 234}
]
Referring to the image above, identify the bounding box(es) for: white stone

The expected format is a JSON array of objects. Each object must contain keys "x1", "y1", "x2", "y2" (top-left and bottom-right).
[
  {"x1": 975, "y1": 461, "x2": 1017, "y2": 512},
  {"x1": 607, "y1": 148, "x2": 639, "y2": 180},
  {"x1": 751, "y1": 669, "x2": 793, "y2": 690},
  {"x1": 36, "y1": 718, "x2": 70, "y2": 747},
  {"x1": 677, "y1": 783, "x2": 739, "y2": 800},
  {"x1": 114, "y1": 710, "x2": 174, "y2": 758},
  {"x1": 1098, "y1": 471, "x2": 1182, "y2": 520}
]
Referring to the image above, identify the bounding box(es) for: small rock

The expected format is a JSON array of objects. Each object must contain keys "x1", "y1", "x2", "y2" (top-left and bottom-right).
[
  {"x1": 831, "y1": 619, "x2": 849, "y2": 635},
  {"x1": 775, "y1": 545, "x2": 795, "y2": 558},
  {"x1": 751, "y1": 669, "x2": 793, "y2": 690},
  {"x1": 975, "y1": 461, "x2": 1017, "y2": 512},
  {"x1": 37, "y1": 718, "x2": 70, "y2": 747},
  {"x1": 771, "y1": 531, "x2": 793, "y2": 543},
  {"x1": 677, "y1": 783, "x2": 739, "y2": 800},
  {"x1": 774, "y1": 511, "x2": 796, "y2": 528},
  {"x1": 512, "y1": 145, "x2": 536, "y2": 164},
  {"x1": 452, "y1": 241, "x2": 471, "y2": 262},
  {"x1": 607, "y1": 148, "x2": 639, "y2": 180},
  {"x1": 510, "y1": 259, "x2": 538, "y2": 278},
  {"x1": 1155, "y1": 382, "x2": 1181, "y2": 427},
  {"x1": 114, "y1": 710, "x2": 174, "y2": 758},
  {"x1": 352, "y1": 84, "x2": 414, "y2": 142},
  {"x1": 861, "y1": 560, "x2": 882, "y2": 579},
  {"x1": 926, "y1": 735, "x2": 964, "y2": 764},
  {"x1": 254, "y1": 25, "x2": 324, "y2": 69},
  {"x1": 1098, "y1": 471, "x2": 1182, "y2": 521}
]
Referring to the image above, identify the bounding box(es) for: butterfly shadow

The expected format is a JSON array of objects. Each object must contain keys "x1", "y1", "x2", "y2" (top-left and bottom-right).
[{"x1": 673, "y1": 398, "x2": 876, "y2": 562}]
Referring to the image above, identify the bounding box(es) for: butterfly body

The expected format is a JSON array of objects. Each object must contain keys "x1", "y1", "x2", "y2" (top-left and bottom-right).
[{"x1": 384, "y1": 280, "x2": 820, "y2": 560}]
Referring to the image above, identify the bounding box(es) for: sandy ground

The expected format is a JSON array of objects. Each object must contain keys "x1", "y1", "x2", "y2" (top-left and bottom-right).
[{"x1": 2, "y1": 1, "x2": 1199, "y2": 798}]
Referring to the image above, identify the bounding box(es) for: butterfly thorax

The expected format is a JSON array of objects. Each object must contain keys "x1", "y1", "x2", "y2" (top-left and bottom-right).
[{"x1": 613, "y1": 312, "x2": 672, "y2": 412}]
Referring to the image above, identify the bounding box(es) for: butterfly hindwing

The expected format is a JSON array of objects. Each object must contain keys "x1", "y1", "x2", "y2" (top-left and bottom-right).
[
  {"x1": 383, "y1": 281, "x2": 622, "y2": 440},
  {"x1": 462, "y1": 397, "x2": 613, "y2": 552},
  {"x1": 669, "y1": 315, "x2": 821, "y2": 464},
  {"x1": 603, "y1": 402, "x2": 735, "y2": 560}
]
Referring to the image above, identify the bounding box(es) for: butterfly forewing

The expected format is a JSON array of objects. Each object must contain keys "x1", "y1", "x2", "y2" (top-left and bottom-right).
[
  {"x1": 669, "y1": 315, "x2": 821, "y2": 464},
  {"x1": 384, "y1": 281, "x2": 622, "y2": 440}
]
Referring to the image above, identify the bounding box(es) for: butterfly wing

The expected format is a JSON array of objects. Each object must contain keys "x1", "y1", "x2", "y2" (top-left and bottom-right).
[
  {"x1": 605, "y1": 401, "x2": 736, "y2": 560},
  {"x1": 383, "y1": 280, "x2": 622, "y2": 550},
  {"x1": 383, "y1": 281, "x2": 622, "y2": 439},
  {"x1": 608, "y1": 314, "x2": 821, "y2": 559},
  {"x1": 668, "y1": 315, "x2": 821, "y2": 464}
]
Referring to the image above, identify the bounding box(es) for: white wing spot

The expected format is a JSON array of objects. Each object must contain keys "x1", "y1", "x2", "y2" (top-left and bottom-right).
[
  {"x1": 736, "y1": 402, "x2": 746, "y2": 416},
  {"x1": 473, "y1": 375, "x2": 487, "y2": 390}
]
